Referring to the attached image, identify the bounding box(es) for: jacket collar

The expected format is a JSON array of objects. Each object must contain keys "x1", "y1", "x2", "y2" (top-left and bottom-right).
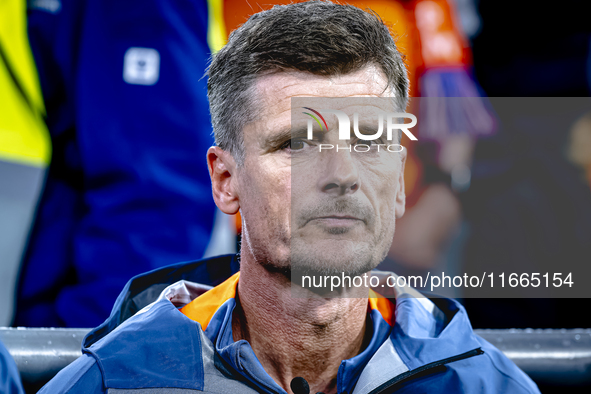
[
  {"x1": 82, "y1": 254, "x2": 240, "y2": 350},
  {"x1": 178, "y1": 271, "x2": 447, "y2": 394},
  {"x1": 82, "y1": 255, "x2": 482, "y2": 394}
]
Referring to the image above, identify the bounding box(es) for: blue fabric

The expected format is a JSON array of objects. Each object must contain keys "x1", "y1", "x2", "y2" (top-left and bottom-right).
[
  {"x1": 17, "y1": 0, "x2": 216, "y2": 328},
  {"x1": 391, "y1": 296, "x2": 481, "y2": 370},
  {"x1": 0, "y1": 340, "x2": 25, "y2": 394},
  {"x1": 87, "y1": 301, "x2": 205, "y2": 391},
  {"x1": 337, "y1": 309, "x2": 392, "y2": 394},
  {"x1": 84, "y1": 254, "x2": 240, "y2": 349},
  {"x1": 40, "y1": 255, "x2": 539, "y2": 393},
  {"x1": 38, "y1": 355, "x2": 104, "y2": 394}
]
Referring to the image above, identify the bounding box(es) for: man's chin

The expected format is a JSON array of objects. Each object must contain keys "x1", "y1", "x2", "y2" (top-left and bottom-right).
[
  {"x1": 287, "y1": 252, "x2": 378, "y2": 297},
  {"x1": 255, "y1": 240, "x2": 387, "y2": 284},
  {"x1": 289, "y1": 247, "x2": 379, "y2": 278}
]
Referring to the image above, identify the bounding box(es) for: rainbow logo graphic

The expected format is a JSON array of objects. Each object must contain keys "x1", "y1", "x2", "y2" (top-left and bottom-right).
[{"x1": 302, "y1": 107, "x2": 328, "y2": 132}]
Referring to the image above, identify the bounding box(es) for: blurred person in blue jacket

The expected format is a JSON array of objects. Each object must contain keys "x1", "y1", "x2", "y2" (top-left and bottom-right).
[
  {"x1": 14, "y1": 0, "x2": 224, "y2": 328},
  {"x1": 0, "y1": 340, "x2": 24, "y2": 394},
  {"x1": 39, "y1": 2, "x2": 539, "y2": 393},
  {"x1": 0, "y1": 0, "x2": 51, "y2": 327}
]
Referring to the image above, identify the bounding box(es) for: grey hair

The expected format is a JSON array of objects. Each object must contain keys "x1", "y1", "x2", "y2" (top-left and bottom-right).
[{"x1": 207, "y1": 0, "x2": 409, "y2": 164}]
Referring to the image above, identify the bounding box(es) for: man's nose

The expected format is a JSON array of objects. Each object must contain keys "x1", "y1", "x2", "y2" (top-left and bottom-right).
[{"x1": 318, "y1": 147, "x2": 360, "y2": 196}]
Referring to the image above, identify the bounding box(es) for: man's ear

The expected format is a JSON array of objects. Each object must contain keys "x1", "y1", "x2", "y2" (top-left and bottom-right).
[
  {"x1": 395, "y1": 149, "x2": 407, "y2": 219},
  {"x1": 207, "y1": 146, "x2": 240, "y2": 215}
]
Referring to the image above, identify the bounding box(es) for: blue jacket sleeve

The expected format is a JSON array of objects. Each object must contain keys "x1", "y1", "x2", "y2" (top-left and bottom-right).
[
  {"x1": 38, "y1": 354, "x2": 105, "y2": 394},
  {"x1": 0, "y1": 340, "x2": 24, "y2": 394},
  {"x1": 476, "y1": 336, "x2": 541, "y2": 393}
]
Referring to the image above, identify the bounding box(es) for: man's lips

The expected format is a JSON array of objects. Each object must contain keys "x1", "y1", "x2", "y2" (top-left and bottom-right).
[{"x1": 307, "y1": 215, "x2": 365, "y2": 226}]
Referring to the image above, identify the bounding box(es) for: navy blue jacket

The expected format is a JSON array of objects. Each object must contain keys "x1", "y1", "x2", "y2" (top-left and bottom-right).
[{"x1": 40, "y1": 255, "x2": 540, "y2": 393}]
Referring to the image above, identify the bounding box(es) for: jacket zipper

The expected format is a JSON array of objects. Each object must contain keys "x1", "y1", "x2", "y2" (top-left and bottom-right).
[{"x1": 367, "y1": 347, "x2": 485, "y2": 394}]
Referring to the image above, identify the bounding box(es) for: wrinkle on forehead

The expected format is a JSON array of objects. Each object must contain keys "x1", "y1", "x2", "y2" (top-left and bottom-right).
[{"x1": 255, "y1": 65, "x2": 394, "y2": 105}]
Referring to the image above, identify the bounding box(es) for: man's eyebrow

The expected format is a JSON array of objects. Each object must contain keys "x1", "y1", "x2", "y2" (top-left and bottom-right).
[
  {"x1": 354, "y1": 121, "x2": 384, "y2": 136},
  {"x1": 263, "y1": 125, "x2": 309, "y2": 147}
]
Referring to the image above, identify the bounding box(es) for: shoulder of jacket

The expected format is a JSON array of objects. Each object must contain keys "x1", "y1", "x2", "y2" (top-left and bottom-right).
[
  {"x1": 475, "y1": 337, "x2": 541, "y2": 393},
  {"x1": 39, "y1": 354, "x2": 105, "y2": 394},
  {"x1": 85, "y1": 300, "x2": 207, "y2": 391}
]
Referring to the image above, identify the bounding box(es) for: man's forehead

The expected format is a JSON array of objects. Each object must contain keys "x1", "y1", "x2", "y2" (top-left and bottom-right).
[
  {"x1": 255, "y1": 66, "x2": 393, "y2": 108},
  {"x1": 241, "y1": 66, "x2": 397, "y2": 149}
]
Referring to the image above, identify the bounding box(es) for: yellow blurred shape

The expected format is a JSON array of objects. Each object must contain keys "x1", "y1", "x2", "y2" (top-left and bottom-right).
[{"x1": 0, "y1": 0, "x2": 51, "y2": 167}]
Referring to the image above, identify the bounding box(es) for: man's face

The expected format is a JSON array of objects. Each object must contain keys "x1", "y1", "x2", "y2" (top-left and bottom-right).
[{"x1": 235, "y1": 66, "x2": 406, "y2": 277}]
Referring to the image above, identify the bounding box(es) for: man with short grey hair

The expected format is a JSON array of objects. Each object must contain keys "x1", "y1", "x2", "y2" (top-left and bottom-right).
[
  {"x1": 207, "y1": 1, "x2": 408, "y2": 164},
  {"x1": 40, "y1": 2, "x2": 539, "y2": 393}
]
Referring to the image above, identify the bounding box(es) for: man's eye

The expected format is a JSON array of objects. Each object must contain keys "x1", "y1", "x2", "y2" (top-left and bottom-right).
[
  {"x1": 282, "y1": 139, "x2": 307, "y2": 151},
  {"x1": 291, "y1": 140, "x2": 305, "y2": 150},
  {"x1": 355, "y1": 139, "x2": 374, "y2": 146}
]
